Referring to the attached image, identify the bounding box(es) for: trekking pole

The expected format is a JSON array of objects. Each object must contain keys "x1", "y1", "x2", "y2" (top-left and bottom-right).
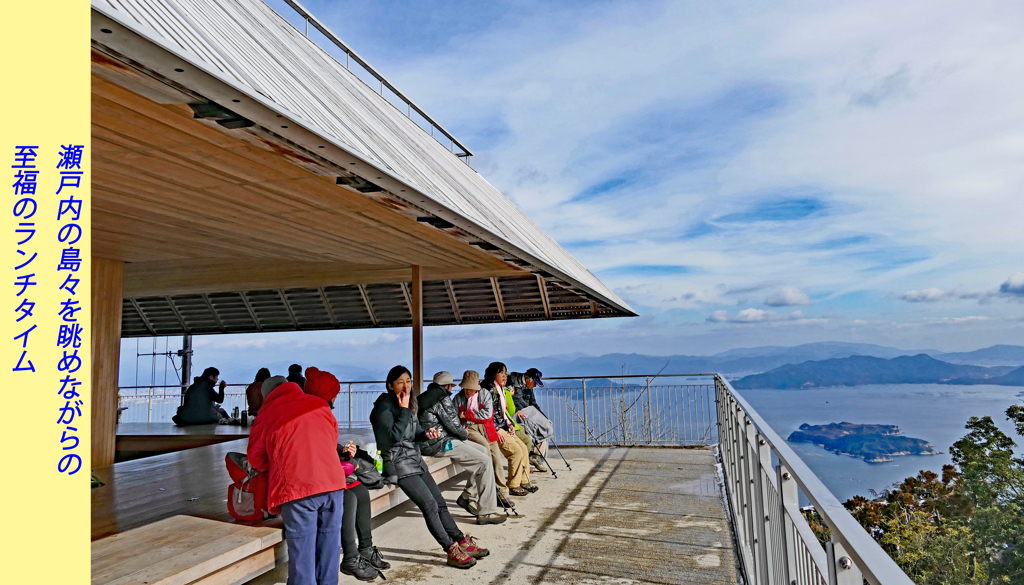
[
  {"x1": 536, "y1": 449, "x2": 558, "y2": 479},
  {"x1": 496, "y1": 489, "x2": 520, "y2": 517},
  {"x1": 549, "y1": 440, "x2": 572, "y2": 471}
]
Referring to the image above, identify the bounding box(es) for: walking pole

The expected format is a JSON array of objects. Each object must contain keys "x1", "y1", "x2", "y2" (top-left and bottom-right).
[
  {"x1": 535, "y1": 448, "x2": 558, "y2": 479},
  {"x1": 549, "y1": 439, "x2": 573, "y2": 471},
  {"x1": 496, "y1": 489, "x2": 520, "y2": 517}
]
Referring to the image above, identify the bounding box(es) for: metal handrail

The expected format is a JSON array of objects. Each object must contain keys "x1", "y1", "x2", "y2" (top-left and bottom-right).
[
  {"x1": 117, "y1": 373, "x2": 716, "y2": 388},
  {"x1": 282, "y1": 0, "x2": 473, "y2": 161},
  {"x1": 715, "y1": 374, "x2": 912, "y2": 585}
]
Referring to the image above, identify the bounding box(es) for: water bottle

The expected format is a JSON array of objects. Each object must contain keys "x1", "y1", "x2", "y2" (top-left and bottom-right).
[
  {"x1": 375, "y1": 450, "x2": 383, "y2": 473},
  {"x1": 241, "y1": 411, "x2": 247, "y2": 427},
  {"x1": 232, "y1": 406, "x2": 239, "y2": 420}
]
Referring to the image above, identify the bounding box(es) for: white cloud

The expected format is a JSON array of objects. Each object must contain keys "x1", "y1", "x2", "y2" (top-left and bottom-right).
[
  {"x1": 1001, "y1": 272, "x2": 1024, "y2": 296},
  {"x1": 924, "y1": 315, "x2": 992, "y2": 324},
  {"x1": 707, "y1": 308, "x2": 813, "y2": 324},
  {"x1": 707, "y1": 310, "x2": 729, "y2": 322},
  {"x1": 899, "y1": 287, "x2": 952, "y2": 302},
  {"x1": 898, "y1": 273, "x2": 1024, "y2": 303},
  {"x1": 765, "y1": 286, "x2": 812, "y2": 306}
]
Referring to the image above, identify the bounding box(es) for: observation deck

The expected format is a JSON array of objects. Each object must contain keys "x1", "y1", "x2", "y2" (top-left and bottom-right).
[{"x1": 100, "y1": 374, "x2": 913, "y2": 585}]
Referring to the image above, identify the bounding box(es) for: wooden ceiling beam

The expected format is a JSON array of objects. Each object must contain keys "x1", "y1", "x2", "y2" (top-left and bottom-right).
[
  {"x1": 491, "y1": 277, "x2": 506, "y2": 322},
  {"x1": 357, "y1": 285, "x2": 378, "y2": 327},
  {"x1": 239, "y1": 291, "x2": 264, "y2": 332},
  {"x1": 537, "y1": 275, "x2": 553, "y2": 320},
  {"x1": 445, "y1": 280, "x2": 462, "y2": 324},
  {"x1": 128, "y1": 298, "x2": 156, "y2": 336}
]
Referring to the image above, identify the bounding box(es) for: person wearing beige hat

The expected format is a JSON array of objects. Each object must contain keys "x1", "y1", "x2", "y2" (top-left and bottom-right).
[
  {"x1": 453, "y1": 369, "x2": 530, "y2": 499},
  {"x1": 417, "y1": 371, "x2": 504, "y2": 525}
]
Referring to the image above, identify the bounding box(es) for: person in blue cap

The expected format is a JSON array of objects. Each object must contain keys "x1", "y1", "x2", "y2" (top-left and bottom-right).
[{"x1": 507, "y1": 368, "x2": 553, "y2": 472}]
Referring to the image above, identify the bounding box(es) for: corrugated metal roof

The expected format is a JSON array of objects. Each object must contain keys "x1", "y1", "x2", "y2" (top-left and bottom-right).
[{"x1": 91, "y1": 0, "x2": 633, "y2": 316}]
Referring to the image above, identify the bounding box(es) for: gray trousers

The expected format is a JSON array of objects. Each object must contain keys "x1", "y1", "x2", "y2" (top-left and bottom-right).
[
  {"x1": 445, "y1": 439, "x2": 499, "y2": 516},
  {"x1": 519, "y1": 406, "x2": 554, "y2": 444}
]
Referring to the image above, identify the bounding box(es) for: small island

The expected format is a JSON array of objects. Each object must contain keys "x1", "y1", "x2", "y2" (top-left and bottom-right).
[{"x1": 787, "y1": 422, "x2": 938, "y2": 463}]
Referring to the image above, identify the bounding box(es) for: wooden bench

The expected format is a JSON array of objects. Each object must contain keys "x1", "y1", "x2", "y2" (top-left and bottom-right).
[
  {"x1": 91, "y1": 515, "x2": 283, "y2": 585},
  {"x1": 92, "y1": 436, "x2": 464, "y2": 584},
  {"x1": 115, "y1": 423, "x2": 252, "y2": 462}
]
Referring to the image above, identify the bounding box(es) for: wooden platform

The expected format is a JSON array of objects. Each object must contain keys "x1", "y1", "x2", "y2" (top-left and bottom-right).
[
  {"x1": 92, "y1": 515, "x2": 283, "y2": 585},
  {"x1": 115, "y1": 423, "x2": 252, "y2": 461}
]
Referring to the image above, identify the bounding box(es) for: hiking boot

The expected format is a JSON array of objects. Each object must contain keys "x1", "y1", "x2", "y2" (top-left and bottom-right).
[
  {"x1": 476, "y1": 513, "x2": 507, "y2": 525},
  {"x1": 524, "y1": 483, "x2": 539, "y2": 493},
  {"x1": 341, "y1": 557, "x2": 379, "y2": 581},
  {"x1": 359, "y1": 546, "x2": 391, "y2": 570},
  {"x1": 508, "y1": 486, "x2": 529, "y2": 497},
  {"x1": 447, "y1": 542, "x2": 477, "y2": 569},
  {"x1": 459, "y1": 535, "x2": 490, "y2": 558},
  {"x1": 530, "y1": 455, "x2": 548, "y2": 472},
  {"x1": 456, "y1": 494, "x2": 479, "y2": 516}
]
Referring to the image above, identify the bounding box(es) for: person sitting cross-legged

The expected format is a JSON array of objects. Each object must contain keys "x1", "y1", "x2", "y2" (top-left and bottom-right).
[
  {"x1": 173, "y1": 367, "x2": 228, "y2": 426},
  {"x1": 418, "y1": 371, "x2": 506, "y2": 525}
]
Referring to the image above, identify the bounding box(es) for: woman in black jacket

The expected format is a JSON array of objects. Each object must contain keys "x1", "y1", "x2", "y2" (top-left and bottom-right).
[{"x1": 369, "y1": 366, "x2": 488, "y2": 568}]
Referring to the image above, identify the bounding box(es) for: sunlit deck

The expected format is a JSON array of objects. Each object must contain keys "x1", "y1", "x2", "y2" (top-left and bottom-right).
[{"x1": 251, "y1": 447, "x2": 738, "y2": 585}]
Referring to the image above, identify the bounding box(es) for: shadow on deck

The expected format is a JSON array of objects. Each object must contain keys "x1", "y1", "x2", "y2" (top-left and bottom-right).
[{"x1": 253, "y1": 447, "x2": 739, "y2": 585}]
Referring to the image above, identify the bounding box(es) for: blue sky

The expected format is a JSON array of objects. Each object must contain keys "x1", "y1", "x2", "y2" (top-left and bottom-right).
[{"x1": 123, "y1": 0, "x2": 1024, "y2": 382}]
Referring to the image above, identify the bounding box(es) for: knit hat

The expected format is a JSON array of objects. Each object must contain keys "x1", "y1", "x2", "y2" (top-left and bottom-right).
[
  {"x1": 433, "y1": 371, "x2": 454, "y2": 386},
  {"x1": 304, "y1": 367, "x2": 341, "y2": 403},
  {"x1": 261, "y1": 375, "x2": 287, "y2": 398},
  {"x1": 459, "y1": 370, "x2": 481, "y2": 391}
]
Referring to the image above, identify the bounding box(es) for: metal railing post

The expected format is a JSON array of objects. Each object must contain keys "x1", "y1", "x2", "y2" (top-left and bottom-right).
[
  {"x1": 827, "y1": 540, "x2": 863, "y2": 585},
  {"x1": 776, "y1": 464, "x2": 798, "y2": 585},
  {"x1": 147, "y1": 387, "x2": 153, "y2": 423},
  {"x1": 756, "y1": 434, "x2": 777, "y2": 585},
  {"x1": 581, "y1": 378, "x2": 588, "y2": 445},
  {"x1": 348, "y1": 383, "x2": 353, "y2": 429},
  {"x1": 743, "y1": 418, "x2": 762, "y2": 584},
  {"x1": 645, "y1": 377, "x2": 653, "y2": 443},
  {"x1": 732, "y1": 398, "x2": 754, "y2": 579}
]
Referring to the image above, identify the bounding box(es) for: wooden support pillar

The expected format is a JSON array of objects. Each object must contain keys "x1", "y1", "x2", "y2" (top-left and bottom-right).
[
  {"x1": 92, "y1": 257, "x2": 124, "y2": 468},
  {"x1": 411, "y1": 265, "x2": 423, "y2": 394}
]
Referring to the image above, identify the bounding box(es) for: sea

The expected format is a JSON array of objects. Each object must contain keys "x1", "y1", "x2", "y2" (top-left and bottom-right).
[{"x1": 739, "y1": 384, "x2": 1024, "y2": 502}]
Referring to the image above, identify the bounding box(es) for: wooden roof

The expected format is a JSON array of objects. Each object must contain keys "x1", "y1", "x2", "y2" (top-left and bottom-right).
[{"x1": 90, "y1": 0, "x2": 635, "y2": 333}]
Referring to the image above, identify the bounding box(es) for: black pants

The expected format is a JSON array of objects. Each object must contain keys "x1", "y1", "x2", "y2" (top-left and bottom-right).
[
  {"x1": 397, "y1": 469, "x2": 465, "y2": 550},
  {"x1": 342, "y1": 483, "x2": 373, "y2": 562}
]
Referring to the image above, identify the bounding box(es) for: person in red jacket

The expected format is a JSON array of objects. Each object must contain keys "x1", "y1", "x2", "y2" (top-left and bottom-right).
[
  {"x1": 304, "y1": 367, "x2": 384, "y2": 582},
  {"x1": 248, "y1": 374, "x2": 346, "y2": 585}
]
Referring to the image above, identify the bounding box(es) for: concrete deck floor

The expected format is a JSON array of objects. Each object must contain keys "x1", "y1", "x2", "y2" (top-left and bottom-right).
[{"x1": 250, "y1": 447, "x2": 739, "y2": 585}]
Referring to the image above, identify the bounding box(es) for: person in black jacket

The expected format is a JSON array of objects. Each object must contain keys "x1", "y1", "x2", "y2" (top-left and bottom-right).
[
  {"x1": 418, "y1": 371, "x2": 505, "y2": 525},
  {"x1": 286, "y1": 363, "x2": 305, "y2": 389},
  {"x1": 172, "y1": 367, "x2": 228, "y2": 426},
  {"x1": 508, "y1": 368, "x2": 554, "y2": 471},
  {"x1": 369, "y1": 366, "x2": 487, "y2": 568}
]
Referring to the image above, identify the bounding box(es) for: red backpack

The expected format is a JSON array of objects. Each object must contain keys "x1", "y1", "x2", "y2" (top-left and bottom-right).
[{"x1": 225, "y1": 452, "x2": 269, "y2": 522}]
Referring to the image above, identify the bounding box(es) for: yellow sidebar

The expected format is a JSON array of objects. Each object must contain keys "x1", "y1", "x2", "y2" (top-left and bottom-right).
[{"x1": 0, "y1": 1, "x2": 90, "y2": 583}]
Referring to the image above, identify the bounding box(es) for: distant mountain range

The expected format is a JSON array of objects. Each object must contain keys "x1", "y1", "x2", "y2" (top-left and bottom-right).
[
  {"x1": 175, "y1": 342, "x2": 1024, "y2": 389},
  {"x1": 428, "y1": 342, "x2": 981, "y2": 380},
  {"x1": 732, "y1": 355, "x2": 1024, "y2": 389}
]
